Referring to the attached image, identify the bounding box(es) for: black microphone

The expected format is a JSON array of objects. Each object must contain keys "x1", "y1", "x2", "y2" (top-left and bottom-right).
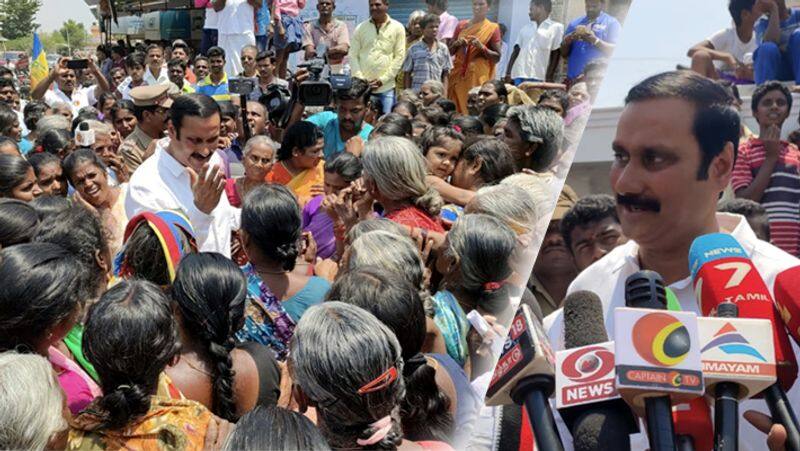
[
  {"x1": 624, "y1": 270, "x2": 678, "y2": 451},
  {"x1": 557, "y1": 291, "x2": 638, "y2": 451},
  {"x1": 485, "y1": 304, "x2": 564, "y2": 451},
  {"x1": 714, "y1": 302, "x2": 740, "y2": 451}
]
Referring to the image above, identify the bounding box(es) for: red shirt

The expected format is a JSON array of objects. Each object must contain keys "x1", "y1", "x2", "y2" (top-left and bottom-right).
[{"x1": 385, "y1": 205, "x2": 445, "y2": 233}]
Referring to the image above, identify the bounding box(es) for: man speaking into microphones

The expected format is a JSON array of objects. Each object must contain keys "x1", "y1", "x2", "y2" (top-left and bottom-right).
[{"x1": 543, "y1": 70, "x2": 800, "y2": 450}]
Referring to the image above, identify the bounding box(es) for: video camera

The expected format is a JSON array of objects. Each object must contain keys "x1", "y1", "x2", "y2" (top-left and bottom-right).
[{"x1": 295, "y1": 43, "x2": 352, "y2": 107}]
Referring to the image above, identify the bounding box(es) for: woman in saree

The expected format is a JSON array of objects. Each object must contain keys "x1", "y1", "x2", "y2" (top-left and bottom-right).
[
  {"x1": 447, "y1": 0, "x2": 502, "y2": 114},
  {"x1": 265, "y1": 121, "x2": 325, "y2": 207}
]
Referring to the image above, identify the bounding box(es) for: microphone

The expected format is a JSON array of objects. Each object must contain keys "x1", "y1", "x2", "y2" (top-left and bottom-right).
[
  {"x1": 689, "y1": 233, "x2": 800, "y2": 451},
  {"x1": 486, "y1": 303, "x2": 564, "y2": 451},
  {"x1": 615, "y1": 270, "x2": 705, "y2": 451},
  {"x1": 671, "y1": 397, "x2": 713, "y2": 451},
  {"x1": 555, "y1": 291, "x2": 638, "y2": 451},
  {"x1": 696, "y1": 301, "x2": 777, "y2": 451},
  {"x1": 774, "y1": 266, "x2": 800, "y2": 347}
]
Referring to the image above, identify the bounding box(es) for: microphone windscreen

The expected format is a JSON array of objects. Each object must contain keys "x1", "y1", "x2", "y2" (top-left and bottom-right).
[
  {"x1": 564, "y1": 290, "x2": 608, "y2": 349},
  {"x1": 571, "y1": 406, "x2": 633, "y2": 451},
  {"x1": 625, "y1": 270, "x2": 667, "y2": 309}
]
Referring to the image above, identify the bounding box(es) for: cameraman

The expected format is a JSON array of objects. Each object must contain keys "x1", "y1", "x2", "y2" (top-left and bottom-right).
[
  {"x1": 31, "y1": 57, "x2": 110, "y2": 116},
  {"x1": 248, "y1": 50, "x2": 289, "y2": 102},
  {"x1": 287, "y1": 73, "x2": 374, "y2": 159}
]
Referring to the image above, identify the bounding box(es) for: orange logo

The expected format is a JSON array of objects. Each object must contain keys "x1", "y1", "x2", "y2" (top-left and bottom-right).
[{"x1": 632, "y1": 312, "x2": 691, "y2": 367}]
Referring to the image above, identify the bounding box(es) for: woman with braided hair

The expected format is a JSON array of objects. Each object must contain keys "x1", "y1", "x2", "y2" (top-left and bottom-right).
[
  {"x1": 289, "y1": 302, "x2": 453, "y2": 450},
  {"x1": 167, "y1": 252, "x2": 282, "y2": 421}
]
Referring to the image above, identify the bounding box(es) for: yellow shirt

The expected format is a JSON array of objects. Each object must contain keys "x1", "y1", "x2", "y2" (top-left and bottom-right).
[{"x1": 349, "y1": 16, "x2": 406, "y2": 93}]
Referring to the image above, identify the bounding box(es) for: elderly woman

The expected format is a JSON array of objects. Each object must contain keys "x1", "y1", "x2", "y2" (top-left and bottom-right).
[
  {"x1": 289, "y1": 302, "x2": 452, "y2": 449},
  {"x1": 225, "y1": 135, "x2": 277, "y2": 207},
  {"x1": 447, "y1": 0, "x2": 502, "y2": 114},
  {"x1": 81, "y1": 120, "x2": 127, "y2": 185},
  {"x1": 0, "y1": 154, "x2": 43, "y2": 201},
  {"x1": 502, "y1": 104, "x2": 564, "y2": 172},
  {"x1": 238, "y1": 184, "x2": 331, "y2": 360},
  {"x1": 63, "y1": 149, "x2": 127, "y2": 253},
  {"x1": 0, "y1": 352, "x2": 69, "y2": 450},
  {"x1": 0, "y1": 243, "x2": 100, "y2": 415},
  {"x1": 68, "y1": 280, "x2": 223, "y2": 449},
  {"x1": 362, "y1": 136, "x2": 445, "y2": 233},
  {"x1": 266, "y1": 121, "x2": 325, "y2": 207},
  {"x1": 419, "y1": 80, "x2": 445, "y2": 106}
]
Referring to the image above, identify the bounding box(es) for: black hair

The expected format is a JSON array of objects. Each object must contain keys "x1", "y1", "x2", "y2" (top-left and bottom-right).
[
  {"x1": 224, "y1": 406, "x2": 330, "y2": 451},
  {"x1": 278, "y1": 121, "x2": 324, "y2": 161},
  {"x1": 122, "y1": 217, "x2": 194, "y2": 286},
  {"x1": 559, "y1": 194, "x2": 618, "y2": 251},
  {"x1": 479, "y1": 103, "x2": 510, "y2": 129},
  {"x1": 97, "y1": 92, "x2": 117, "y2": 111},
  {"x1": 170, "y1": 93, "x2": 221, "y2": 140},
  {"x1": 0, "y1": 67, "x2": 13, "y2": 80},
  {"x1": 218, "y1": 101, "x2": 239, "y2": 120},
  {"x1": 96, "y1": 44, "x2": 109, "y2": 57},
  {"x1": 63, "y1": 148, "x2": 108, "y2": 186},
  {"x1": 0, "y1": 77, "x2": 16, "y2": 94},
  {"x1": 425, "y1": 0, "x2": 447, "y2": 9},
  {"x1": 34, "y1": 206, "x2": 109, "y2": 301},
  {"x1": 38, "y1": 128, "x2": 72, "y2": 156},
  {"x1": 0, "y1": 104, "x2": 18, "y2": 136},
  {"x1": 419, "y1": 13, "x2": 440, "y2": 29},
  {"x1": 729, "y1": 0, "x2": 756, "y2": 27},
  {"x1": 538, "y1": 89, "x2": 569, "y2": 115},
  {"x1": 207, "y1": 46, "x2": 226, "y2": 60},
  {"x1": 419, "y1": 125, "x2": 465, "y2": 156},
  {"x1": 751, "y1": 80, "x2": 792, "y2": 115},
  {"x1": 124, "y1": 52, "x2": 146, "y2": 69},
  {"x1": 23, "y1": 101, "x2": 48, "y2": 132},
  {"x1": 459, "y1": 137, "x2": 516, "y2": 186},
  {"x1": 433, "y1": 98, "x2": 457, "y2": 114},
  {"x1": 110, "y1": 99, "x2": 136, "y2": 123},
  {"x1": 167, "y1": 57, "x2": 187, "y2": 71},
  {"x1": 451, "y1": 115, "x2": 484, "y2": 136},
  {"x1": 624, "y1": 70, "x2": 740, "y2": 180},
  {"x1": 132, "y1": 103, "x2": 158, "y2": 122},
  {"x1": 256, "y1": 49, "x2": 277, "y2": 63},
  {"x1": 83, "y1": 280, "x2": 180, "y2": 430},
  {"x1": 0, "y1": 154, "x2": 32, "y2": 197},
  {"x1": 323, "y1": 151, "x2": 363, "y2": 182},
  {"x1": 71, "y1": 112, "x2": 100, "y2": 134},
  {"x1": 532, "y1": 0, "x2": 552, "y2": 12},
  {"x1": 715, "y1": 79, "x2": 742, "y2": 106},
  {"x1": 374, "y1": 112, "x2": 413, "y2": 138},
  {"x1": 242, "y1": 184, "x2": 302, "y2": 271},
  {"x1": 29, "y1": 195, "x2": 70, "y2": 219},
  {"x1": 194, "y1": 55, "x2": 210, "y2": 65},
  {"x1": 417, "y1": 106, "x2": 450, "y2": 126},
  {"x1": 326, "y1": 267, "x2": 454, "y2": 442},
  {"x1": 0, "y1": 242, "x2": 83, "y2": 352},
  {"x1": 393, "y1": 100, "x2": 419, "y2": 118},
  {"x1": 0, "y1": 199, "x2": 40, "y2": 247},
  {"x1": 110, "y1": 66, "x2": 126, "y2": 78},
  {"x1": 172, "y1": 253, "x2": 248, "y2": 422},
  {"x1": 334, "y1": 77, "x2": 371, "y2": 105},
  {"x1": 28, "y1": 151, "x2": 61, "y2": 177}
]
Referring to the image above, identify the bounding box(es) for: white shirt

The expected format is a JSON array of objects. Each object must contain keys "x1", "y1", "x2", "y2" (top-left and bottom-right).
[
  {"x1": 204, "y1": 6, "x2": 219, "y2": 30},
  {"x1": 125, "y1": 139, "x2": 240, "y2": 257},
  {"x1": 143, "y1": 67, "x2": 170, "y2": 86},
  {"x1": 510, "y1": 18, "x2": 565, "y2": 80},
  {"x1": 217, "y1": 0, "x2": 255, "y2": 36},
  {"x1": 116, "y1": 77, "x2": 150, "y2": 101},
  {"x1": 43, "y1": 85, "x2": 98, "y2": 116},
  {"x1": 544, "y1": 213, "x2": 800, "y2": 451},
  {"x1": 708, "y1": 27, "x2": 757, "y2": 70}
]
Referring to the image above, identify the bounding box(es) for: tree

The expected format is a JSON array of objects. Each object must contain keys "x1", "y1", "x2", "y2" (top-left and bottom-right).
[
  {"x1": 0, "y1": 0, "x2": 42, "y2": 40},
  {"x1": 58, "y1": 20, "x2": 88, "y2": 54}
]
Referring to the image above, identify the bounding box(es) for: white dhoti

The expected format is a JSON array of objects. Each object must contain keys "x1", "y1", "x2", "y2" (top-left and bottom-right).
[{"x1": 218, "y1": 31, "x2": 255, "y2": 77}]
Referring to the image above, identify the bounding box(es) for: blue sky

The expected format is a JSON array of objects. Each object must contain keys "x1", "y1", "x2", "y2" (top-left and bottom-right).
[{"x1": 595, "y1": 0, "x2": 733, "y2": 107}]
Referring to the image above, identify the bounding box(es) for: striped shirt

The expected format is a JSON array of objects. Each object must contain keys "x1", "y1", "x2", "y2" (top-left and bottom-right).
[
  {"x1": 731, "y1": 137, "x2": 800, "y2": 256},
  {"x1": 401, "y1": 39, "x2": 453, "y2": 92},
  {"x1": 195, "y1": 74, "x2": 231, "y2": 101}
]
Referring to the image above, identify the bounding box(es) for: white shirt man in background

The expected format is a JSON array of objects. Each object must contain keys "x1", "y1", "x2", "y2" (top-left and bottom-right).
[
  {"x1": 216, "y1": 0, "x2": 260, "y2": 77},
  {"x1": 504, "y1": 0, "x2": 564, "y2": 84}
]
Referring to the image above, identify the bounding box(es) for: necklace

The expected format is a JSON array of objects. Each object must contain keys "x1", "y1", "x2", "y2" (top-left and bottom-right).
[{"x1": 183, "y1": 356, "x2": 213, "y2": 377}]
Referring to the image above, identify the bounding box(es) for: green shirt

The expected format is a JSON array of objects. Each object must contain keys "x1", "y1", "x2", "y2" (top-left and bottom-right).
[{"x1": 349, "y1": 16, "x2": 406, "y2": 93}]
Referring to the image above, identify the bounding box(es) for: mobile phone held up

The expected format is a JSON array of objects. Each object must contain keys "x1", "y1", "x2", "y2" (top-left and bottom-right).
[{"x1": 66, "y1": 59, "x2": 89, "y2": 70}]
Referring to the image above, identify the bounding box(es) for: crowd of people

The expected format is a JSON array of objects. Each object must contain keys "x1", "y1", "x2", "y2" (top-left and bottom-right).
[{"x1": 0, "y1": 0, "x2": 624, "y2": 449}]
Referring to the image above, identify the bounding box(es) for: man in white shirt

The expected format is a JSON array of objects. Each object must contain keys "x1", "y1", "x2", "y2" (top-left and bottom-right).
[
  {"x1": 143, "y1": 44, "x2": 170, "y2": 86},
  {"x1": 687, "y1": 0, "x2": 758, "y2": 83},
  {"x1": 544, "y1": 71, "x2": 797, "y2": 450},
  {"x1": 126, "y1": 93, "x2": 239, "y2": 257},
  {"x1": 215, "y1": 0, "x2": 260, "y2": 77},
  {"x1": 505, "y1": 0, "x2": 564, "y2": 84},
  {"x1": 30, "y1": 57, "x2": 110, "y2": 117}
]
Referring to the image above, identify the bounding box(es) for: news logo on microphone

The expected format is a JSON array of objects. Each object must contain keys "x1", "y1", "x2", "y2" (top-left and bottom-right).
[
  {"x1": 697, "y1": 317, "x2": 776, "y2": 398},
  {"x1": 555, "y1": 342, "x2": 618, "y2": 408},
  {"x1": 614, "y1": 308, "x2": 704, "y2": 409}
]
